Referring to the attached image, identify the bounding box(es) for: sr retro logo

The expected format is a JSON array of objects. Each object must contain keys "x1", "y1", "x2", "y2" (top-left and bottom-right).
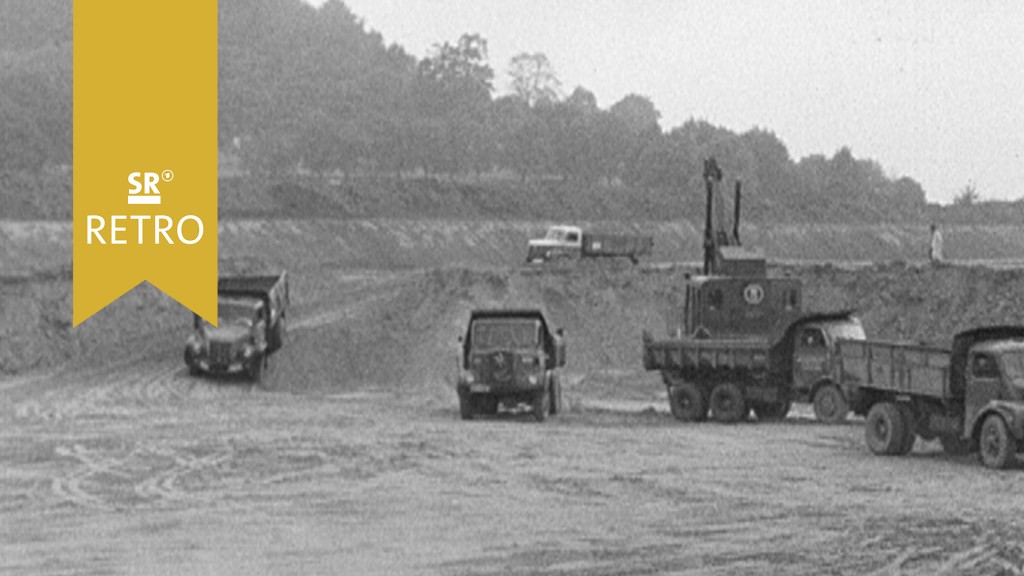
[{"x1": 85, "y1": 170, "x2": 205, "y2": 246}]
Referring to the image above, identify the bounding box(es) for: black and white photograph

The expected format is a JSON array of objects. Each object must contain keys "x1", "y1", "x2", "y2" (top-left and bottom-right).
[{"x1": 1, "y1": 1, "x2": 1023, "y2": 574}]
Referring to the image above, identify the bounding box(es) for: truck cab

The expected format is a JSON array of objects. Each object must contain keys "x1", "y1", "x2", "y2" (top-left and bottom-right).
[
  {"x1": 770, "y1": 313, "x2": 866, "y2": 423},
  {"x1": 186, "y1": 296, "x2": 267, "y2": 380},
  {"x1": 456, "y1": 309, "x2": 566, "y2": 422},
  {"x1": 791, "y1": 318, "x2": 866, "y2": 391},
  {"x1": 526, "y1": 226, "x2": 583, "y2": 263},
  {"x1": 963, "y1": 339, "x2": 1024, "y2": 467}
]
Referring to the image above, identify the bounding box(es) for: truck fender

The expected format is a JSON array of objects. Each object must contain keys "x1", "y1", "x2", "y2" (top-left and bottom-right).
[
  {"x1": 808, "y1": 379, "x2": 836, "y2": 401},
  {"x1": 809, "y1": 378, "x2": 855, "y2": 405},
  {"x1": 970, "y1": 401, "x2": 1024, "y2": 443}
]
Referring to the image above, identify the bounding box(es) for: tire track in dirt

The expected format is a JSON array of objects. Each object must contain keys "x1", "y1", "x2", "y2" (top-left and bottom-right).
[
  {"x1": 50, "y1": 442, "x2": 134, "y2": 508},
  {"x1": 6, "y1": 271, "x2": 409, "y2": 512}
]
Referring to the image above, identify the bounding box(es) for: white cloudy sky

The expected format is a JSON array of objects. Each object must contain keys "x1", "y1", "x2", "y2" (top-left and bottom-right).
[{"x1": 335, "y1": 0, "x2": 1023, "y2": 203}]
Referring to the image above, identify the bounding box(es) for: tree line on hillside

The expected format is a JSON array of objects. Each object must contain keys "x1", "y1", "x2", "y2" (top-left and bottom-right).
[{"x1": 1, "y1": 0, "x2": 1020, "y2": 224}]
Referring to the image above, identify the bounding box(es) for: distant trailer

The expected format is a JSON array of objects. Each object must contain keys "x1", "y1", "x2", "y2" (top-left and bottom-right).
[{"x1": 526, "y1": 225, "x2": 653, "y2": 264}]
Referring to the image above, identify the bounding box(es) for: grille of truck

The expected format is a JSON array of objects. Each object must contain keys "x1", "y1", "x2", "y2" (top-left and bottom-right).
[
  {"x1": 488, "y1": 351, "x2": 514, "y2": 383},
  {"x1": 209, "y1": 342, "x2": 233, "y2": 365}
]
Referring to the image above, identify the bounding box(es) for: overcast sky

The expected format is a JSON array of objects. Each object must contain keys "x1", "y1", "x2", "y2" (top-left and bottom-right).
[{"x1": 336, "y1": 0, "x2": 1023, "y2": 203}]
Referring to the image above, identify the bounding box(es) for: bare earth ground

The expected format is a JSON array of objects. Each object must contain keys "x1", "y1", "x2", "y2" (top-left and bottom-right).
[
  {"x1": 2, "y1": 318, "x2": 1022, "y2": 575},
  {"x1": 2, "y1": 220, "x2": 1023, "y2": 575}
]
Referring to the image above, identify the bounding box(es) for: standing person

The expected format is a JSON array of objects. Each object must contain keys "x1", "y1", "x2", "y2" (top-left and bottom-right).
[{"x1": 929, "y1": 223, "x2": 944, "y2": 263}]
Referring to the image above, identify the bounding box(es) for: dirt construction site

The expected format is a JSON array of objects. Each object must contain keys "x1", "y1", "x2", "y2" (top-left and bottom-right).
[{"x1": 2, "y1": 217, "x2": 1023, "y2": 575}]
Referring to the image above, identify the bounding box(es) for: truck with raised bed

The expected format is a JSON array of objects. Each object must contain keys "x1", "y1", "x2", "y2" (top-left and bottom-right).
[
  {"x1": 184, "y1": 273, "x2": 289, "y2": 382},
  {"x1": 643, "y1": 311, "x2": 866, "y2": 423},
  {"x1": 836, "y1": 325, "x2": 1024, "y2": 469},
  {"x1": 526, "y1": 225, "x2": 653, "y2": 264},
  {"x1": 455, "y1": 309, "x2": 566, "y2": 422}
]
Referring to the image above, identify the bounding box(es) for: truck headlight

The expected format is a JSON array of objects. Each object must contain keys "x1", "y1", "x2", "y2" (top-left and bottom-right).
[
  {"x1": 187, "y1": 335, "x2": 202, "y2": 352},
  {"x1": 463, "y1": 371, "x2": 475, "y2": 384},
  {"x1": 528, "y1": 375, "x2": 538, "y2": 385},
  {"x1": 241, "y1": 344, "x2": 255, "y2": 358}
]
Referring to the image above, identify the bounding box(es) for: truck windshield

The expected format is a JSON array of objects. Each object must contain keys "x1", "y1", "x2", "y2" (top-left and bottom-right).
[
  {"x1": 828, "y1": 322, "x2": 866, "y2": 341},
  {"x1": 1003, "y1": 350, "x2": 1024, "y2": 382},
  {"x1": 211, "y1": 299, "x2": 259, "y2": 327},
  {"x1": 472, "y1": 320, "x2": 541, "y2": 350},
  {"x1": 545, "y1": 228, "x2": 567, "y2": 240}
]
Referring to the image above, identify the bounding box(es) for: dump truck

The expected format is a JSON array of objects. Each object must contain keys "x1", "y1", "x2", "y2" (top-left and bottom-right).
[
  {"x1": 184, "y1": 273, "x2": 289, "y2": 382},
  {"x1": 836, "y1": 326, "x2": 1024, "y2": 469},
  {"x1": 526, "y1": 225, "x2": 653, "y2": 264},
  {"x1": 455, "y1": 309, "x2": 566, "y2": 422},
  {"x1": 641, "y1": 158, "x2": 871, "y2": 423},
  {"x1": 643, "y1": 312, "x2": 866, "y2": 423}
]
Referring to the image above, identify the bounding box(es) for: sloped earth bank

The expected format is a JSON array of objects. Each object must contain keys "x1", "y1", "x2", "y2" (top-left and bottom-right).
[
  {"x1": 3, "y1": 219, "x2": 1024, "y2": 376},
  {"x1": 2, "y1": 219, "x2": 1023, "y2": 575}
]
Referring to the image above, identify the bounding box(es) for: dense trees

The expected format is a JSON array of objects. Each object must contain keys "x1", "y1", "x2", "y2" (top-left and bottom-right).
[{"x1": 3, "y1": 0, "x2": 1016, "y2": 223}]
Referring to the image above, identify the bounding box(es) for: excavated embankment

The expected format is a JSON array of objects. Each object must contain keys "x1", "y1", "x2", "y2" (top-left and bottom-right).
[{"x1": 4, "y1": 250, "x2": 1022, "y2": 391}]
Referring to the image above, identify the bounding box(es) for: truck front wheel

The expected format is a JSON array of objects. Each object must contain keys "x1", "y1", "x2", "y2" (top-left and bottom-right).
[
  {"x1": 458, "y1": 390, "x2": 473, "y2": 420},
  {"x1": 813, "y1": 384, "x2": 849, "y2": 424},
  {"x1": 532, "y1": 386, "x2": 550, "y2": 422},
  {"x1": 865, "y1": 402, "x2": 907, "y2": 455},
  {"x1": 549, "y1": 377, "x2": 562, "y2": 416},
  {"x1": 270, "y1": 315, "x2": 286, "y2": 352},
  {"x1": 247, "y1": 355, "x2": 264, "y2": 383},
  {"x1": 184, "y1": 348, "x2": 200, "y2": 376},
  {"x1": 709, "y1": 383, "x2": 747, "y2": 423},
  {"x1": 668, "y1": 382, "x2": 707, "y2": 422},
  {"x1": 979, "y1": 415, "x2": 1014, "y2": 469}
]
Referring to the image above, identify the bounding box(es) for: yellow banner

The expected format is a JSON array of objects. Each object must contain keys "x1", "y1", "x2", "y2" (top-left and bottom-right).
[{"x1": 73, "y1": 1, "x2": 218, "y2": 326}]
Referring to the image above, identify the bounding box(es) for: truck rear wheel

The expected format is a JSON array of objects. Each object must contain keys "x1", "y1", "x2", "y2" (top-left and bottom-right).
[
  {"x1": 753, "y1": 400, "x2": 791, "y2": 422},
  {"x1": 896, "y1": 404, "x2": 917, "y2": 455},
  {"x1": 709, "y1": 383, "x2": 747, "y2": 423},
  {"x1": 532, "y1": 387, "x2": 550, "y2": 423},
  {"x1": 813, "y1": 384, "x2": 849, "y2": 424},
  {"x1": 865, "y1": 402, "x2": 907, "y2": 455},
  {"x1": 979, "y1": 414, "x2": 1014, "y2": 469},
  {"x1": 668, "y1": 382, "x2": 707, "y2": 422}
]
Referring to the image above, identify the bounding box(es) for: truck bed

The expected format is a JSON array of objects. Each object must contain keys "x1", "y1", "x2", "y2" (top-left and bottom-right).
[
  {"x1": 218, "y1": 275, "x2": 284, "y2": 296},
  {"x1": 642, "y1": 333, "x2": 771, "y2": 373},
  {"x1": 217, "y1": 273, "x2": 289, "y2": 329},
  {"x1": 581, "y1": 234, "x2": 653, "y2": 258},
  {"x1": 836, "y1": 339, "x2": 952, "y2": 400}
]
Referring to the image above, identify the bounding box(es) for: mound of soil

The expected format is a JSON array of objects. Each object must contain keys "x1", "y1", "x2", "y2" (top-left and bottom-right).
[
  {"x1": 5, "y1": 259, "x2": 1023, "y2": 393},
  {"x1": 3, "y1": 210, "x2": 1022, "y2": 378}
]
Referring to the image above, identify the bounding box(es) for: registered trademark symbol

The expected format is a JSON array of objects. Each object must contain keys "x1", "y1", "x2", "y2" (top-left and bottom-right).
[{"x1": 161, "y1": 170, "x2": 174, "y2": 182}]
